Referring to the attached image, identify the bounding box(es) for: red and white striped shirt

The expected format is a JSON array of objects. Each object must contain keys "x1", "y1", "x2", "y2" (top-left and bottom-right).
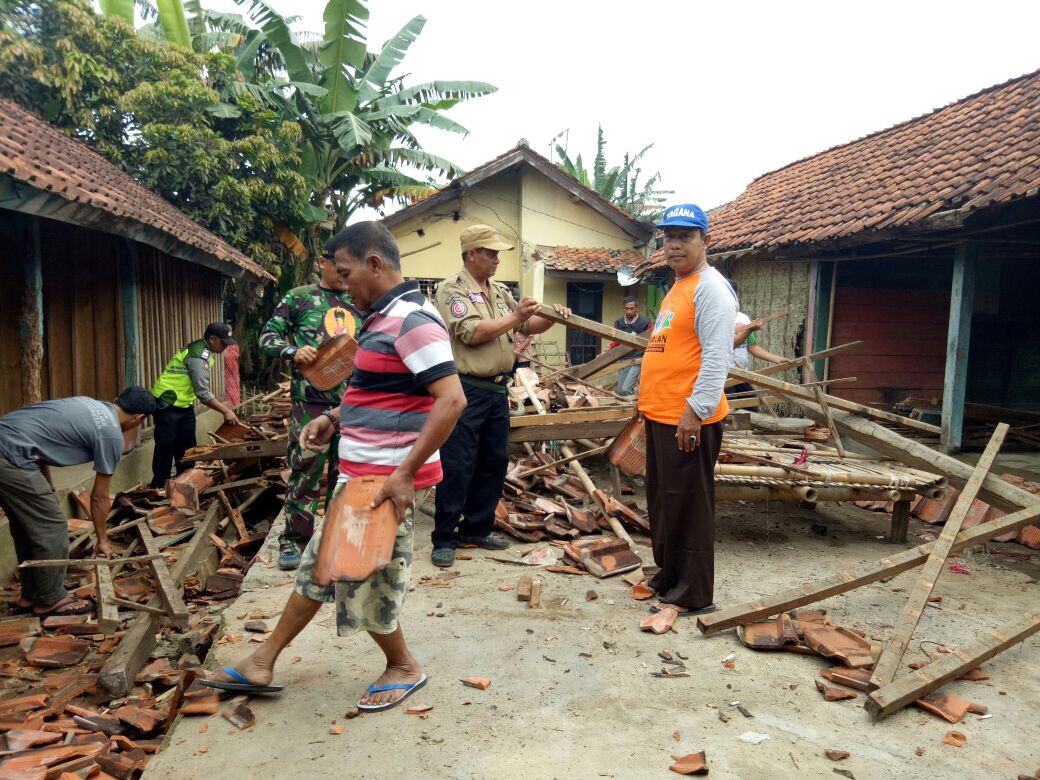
[{"x1": 338, "y1": 281, "x2": 458, "y2": 489}]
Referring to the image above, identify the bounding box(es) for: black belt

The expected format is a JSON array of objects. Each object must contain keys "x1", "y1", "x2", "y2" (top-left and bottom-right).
[{"x1": 459, "y1": 373, "x2": 511, "y2": 393}]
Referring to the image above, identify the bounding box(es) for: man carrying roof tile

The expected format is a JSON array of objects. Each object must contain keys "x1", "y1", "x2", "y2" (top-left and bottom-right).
[
  {"x1": 638, "y1": 204, "x2": 736, "y2": 617},
  {"x1": 202, "y1": 221, "x2": 466, "y2": 712},
  {"x1": 0, "y1": 388, "x2": 155, "y2": 616},
  {"x1": 430, "y1": 224, "x2": 570, "y2": 568},
  {"x1": 260, "y1": 251, "x2": 361, "y2": 571},
  {"x1": 149, "y1": 323, "x2": 240, "y2": 488}
]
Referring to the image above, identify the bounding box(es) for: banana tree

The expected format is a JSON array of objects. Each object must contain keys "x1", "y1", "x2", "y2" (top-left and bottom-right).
[{"x1": 232, "y1": 0, "x2": 495, "y2": 242}]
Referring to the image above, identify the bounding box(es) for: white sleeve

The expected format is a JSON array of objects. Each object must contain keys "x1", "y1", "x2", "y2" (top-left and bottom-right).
[{"x1": 687, "y1": 273, "x2": 737, "y2": 419}]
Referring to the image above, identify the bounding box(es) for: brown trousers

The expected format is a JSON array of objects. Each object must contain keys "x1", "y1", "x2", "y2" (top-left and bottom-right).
[{"x1": 644, "y1": 417, "x2": 723, "y2": 609}]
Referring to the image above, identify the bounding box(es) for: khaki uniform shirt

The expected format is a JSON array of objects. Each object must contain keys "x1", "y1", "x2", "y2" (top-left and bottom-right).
[{"x1": 436, "y1": 267, "x2": 521, "y2": 377}]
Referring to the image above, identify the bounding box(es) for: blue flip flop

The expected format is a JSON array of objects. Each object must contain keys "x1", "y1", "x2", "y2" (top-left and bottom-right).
[
  {"x1": 356, "y1": 673, "x2": 428, "y2": 713},
  {"x1": 199, "y1": 666, "x2": 285, "y2": 694}
]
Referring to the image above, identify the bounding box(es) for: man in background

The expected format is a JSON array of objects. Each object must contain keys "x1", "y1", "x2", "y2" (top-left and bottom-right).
[{"x1": 612, "y1": 296, "x2": 651, "y2": 396}]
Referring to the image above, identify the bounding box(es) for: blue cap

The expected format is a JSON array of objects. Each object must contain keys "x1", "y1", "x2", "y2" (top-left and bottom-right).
[{"x1": 656, "y1": 203, "x2": 709, "y2": 232}]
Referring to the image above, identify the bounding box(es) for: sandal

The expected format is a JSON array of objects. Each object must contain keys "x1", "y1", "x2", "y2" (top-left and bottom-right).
[{"x1": 32, "y1": 595, "x2": 93, "y2": 617}]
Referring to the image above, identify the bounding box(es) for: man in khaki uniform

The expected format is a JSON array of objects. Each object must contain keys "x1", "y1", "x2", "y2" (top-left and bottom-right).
[{"x1": 431, "y1": 225, "x2": 569, "y2": 567}]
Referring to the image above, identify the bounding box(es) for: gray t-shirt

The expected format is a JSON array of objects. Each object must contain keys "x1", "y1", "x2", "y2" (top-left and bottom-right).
[{"x1": 0, "y1": 397, "x2": 124, "y2": 474}]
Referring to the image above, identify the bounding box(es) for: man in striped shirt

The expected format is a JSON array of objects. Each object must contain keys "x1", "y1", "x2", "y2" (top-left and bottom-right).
[{"x1": 203, "y1": 222, "x2": 466, "y2": 712}]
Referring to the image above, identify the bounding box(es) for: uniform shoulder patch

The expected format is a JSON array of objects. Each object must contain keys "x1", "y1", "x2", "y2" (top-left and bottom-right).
[
  {"x1": 200, "y1": 348, "x2": 211, "y2": 360},
  {"x1": 446, "y1": 294, "x2": 469, "y2": 319}
]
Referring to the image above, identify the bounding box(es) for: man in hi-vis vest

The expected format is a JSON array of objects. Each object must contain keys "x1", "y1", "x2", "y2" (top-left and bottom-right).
[{"x1": 150, "y1": 323, "x2": 240, "y2": 488}]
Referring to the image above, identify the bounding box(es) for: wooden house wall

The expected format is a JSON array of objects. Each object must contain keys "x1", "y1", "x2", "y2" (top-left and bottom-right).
[{"x1": 134, "y1": 246, "x2": 225, "y2": 400}]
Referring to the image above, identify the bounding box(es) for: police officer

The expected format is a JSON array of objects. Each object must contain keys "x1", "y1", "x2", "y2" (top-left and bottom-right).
[
  {"x1": 150, "y1": 323, "x2": 239, "y2": 488},
  {"x1": 431, "y1": 225, "x2": 570, "y2": 567}
]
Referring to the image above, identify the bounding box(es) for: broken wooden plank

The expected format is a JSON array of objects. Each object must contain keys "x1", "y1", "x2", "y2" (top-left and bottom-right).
[
  {"x1": 866, "y1": 609, "x2": 1040, "y2": 721},
  {"x1": 137, "y1": 523, "x2": 189, "y2": 629},
  {"x1": 535, "y1": 304, "x2": 648, "y2": 350},
  {"x1": 731, "y1": 366, "x2": 941, "y2": 435},
  {"x1": 509, "y1": 419, "x2": 628, "y2": 443},
  {"x1": 18, "y1": 554, "x2": 163, "y2": 568},
  {"x1": 216, "y1": 490, "x2": 249, "y2": 541},
  {"x1": 869, "y1": 424, "x2": 1008, "y2": 691},
  {"x1": 888, "y1": 500, "x2": 911, "y2": 544},
  {"x1": 107, "y1": 597, "x2": 166, "y2": 616},
  {"x1": 99, "y1": 502, "x2": 223, "y2": 695},
  {"x1": 801, "y1": 357, "x2": 846, "y2": 458},
  {"x1": 697, "y1": 501, "x2": 1040, "y2": 636},
  {"x1": 528, "y1": 578, "x2": 542, "y2": 609},
  {"x1": 565, "y1": 338, "x2": 646, "y2": 381},
  {"x1": 181, "y1": 437, "x2": 287, "y2": 462},
  {"x1": 94, "y1": 565, "x2": 119, "y2": 634},
  {"x1": 508, "y1": 408, "x2": 635, "y2": 428}
]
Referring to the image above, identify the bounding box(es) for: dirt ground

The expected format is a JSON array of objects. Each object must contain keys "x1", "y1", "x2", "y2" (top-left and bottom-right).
[{"x1": 143, "y1": 477, "x2": 1040, "y2": 780}]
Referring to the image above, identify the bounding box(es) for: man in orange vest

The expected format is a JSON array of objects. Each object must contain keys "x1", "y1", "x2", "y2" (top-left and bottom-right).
[{"x1": 637, "y1": 203, "x2": 736, "y2": 617}]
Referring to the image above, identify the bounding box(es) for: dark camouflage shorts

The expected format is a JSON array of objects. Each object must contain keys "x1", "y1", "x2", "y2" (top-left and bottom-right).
[{"x1": 294, "y1": 481, "x2": 429, "y2": 637}]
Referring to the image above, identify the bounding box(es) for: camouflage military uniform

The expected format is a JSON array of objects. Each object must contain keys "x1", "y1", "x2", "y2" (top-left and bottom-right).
[
  {"x1": 294, "y1": 484, "x2": 430, "y2": 636},
  {"x1": 260, "y1": 284, "x2": 360, "y2": 544}
]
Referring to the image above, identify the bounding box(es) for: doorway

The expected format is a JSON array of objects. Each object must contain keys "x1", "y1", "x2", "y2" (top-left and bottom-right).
[{"x1": 566, "y1": 281, "x2": 603, "y2": 365}]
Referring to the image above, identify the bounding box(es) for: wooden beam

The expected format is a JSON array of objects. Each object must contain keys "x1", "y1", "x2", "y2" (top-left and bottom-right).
[
  {"x1": 535, "y1": 304, "x2": 648, "y2": 350},
  {"x1": 567, "y1": 338, "x2": 646, "y2": 381},
  {"x1": 869, "y1": 424, "x2": 1008, "y2": 690},
  {"x1": 217, "y1": 490, "x2": 249, "y2": 540},
  {"x1": 99, "y1": 502, "x2": 223, "y2": 695},
  {"x1": 584, "y1": 357, "x2": 642, "y2": 383},
  {"x1": 509, "y1": 407, "x2": 634, "y2": 428},
  {"x1": 19, "y1": 215, "x2": 43, "y2": 406},
  {"x1": 515, "y1": 445, "x2": 610, "y2": 478},
  {"x1": 508, "y1": 419, "x2": 628, "y2": 443},
  {"x1": 731, "y1": 366, "x2": 941, "y2": 435},
  {"x1": 95, "y1": 565, "x2": 119, "y2": 634},
  {"x1": 888, "y1": 500, "x2": 911, "y2": 544},
  {"x1": 696, "y1": 501, "x2": 1040, "y2": 635},
  {"x1": 865, "y1": 609, "x2": 1040, "y2": 720},
  {"x1": 725, "y1": 341, "x2": 863, "y2": 389},
  {"x1": 19, "y1": 554, "x2": 162, "y2": 568},
  {"x1": 802, "y1": 357, "x2": 845, "y2": 457},
  {"x1": 137, "y1": 523, "x2": 190, "y2": 629},
  {"x1": 941, "y1": 242, "x2": 977, "y2": 452}
]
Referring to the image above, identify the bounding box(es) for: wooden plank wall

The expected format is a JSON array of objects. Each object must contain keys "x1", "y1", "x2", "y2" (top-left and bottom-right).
[
  {"x1": 39, "y1": 221, "x2": 123, "y2": 404},
  {"x1": 134, "y1": 247, "x2": 225, "y2": 401}
]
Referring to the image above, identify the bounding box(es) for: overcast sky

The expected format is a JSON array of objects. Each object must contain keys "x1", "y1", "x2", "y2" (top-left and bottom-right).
[{"x1": 206, "y1": 0, "x2": 1039, "y2": 212}]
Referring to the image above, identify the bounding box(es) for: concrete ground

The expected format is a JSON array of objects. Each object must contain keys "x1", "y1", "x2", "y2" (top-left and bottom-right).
[{"x1": 144, "y1": 487, "x2": 1040, "y2": 780}]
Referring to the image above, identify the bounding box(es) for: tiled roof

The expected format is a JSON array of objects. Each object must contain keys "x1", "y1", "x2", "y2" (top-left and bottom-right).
[
  {"x1": 639, "y1": 69, "x2": 1040, "y2": 272},
  {"x1": 537, "y1": 246, "x2": 646, "y2": 273},
  {"x1": 0, "y1": 99, "x2": 272, "y2": 281},
  {"x1": 383, "y1": 143, "x2": 654, "y2": 242}
]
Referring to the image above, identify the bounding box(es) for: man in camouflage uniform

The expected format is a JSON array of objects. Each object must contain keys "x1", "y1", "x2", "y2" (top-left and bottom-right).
[{"x1": 260, "y1": 253, "x2": 361, "y2": 570}]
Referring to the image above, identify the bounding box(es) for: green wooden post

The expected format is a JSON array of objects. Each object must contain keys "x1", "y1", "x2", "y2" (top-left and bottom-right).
[{"x1": 941, "y1": 242, "x2": 977, "y2": 453}]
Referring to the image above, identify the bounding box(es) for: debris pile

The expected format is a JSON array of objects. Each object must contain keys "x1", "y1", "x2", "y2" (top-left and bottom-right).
[{"x1": 0, "y1": 389, "x2": 292, "y2": 776}]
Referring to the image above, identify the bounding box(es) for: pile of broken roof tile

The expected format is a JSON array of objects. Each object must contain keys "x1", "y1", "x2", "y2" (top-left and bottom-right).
[
  {"x1": 0, "y1": 393, "x2": 292, "y2": 777},
  {"x1": 737, "y1": 609, "x2": 994, "y2": 724},
  {"x1": 854, "y1": 472, "x2": 1040, "y2": 549}
]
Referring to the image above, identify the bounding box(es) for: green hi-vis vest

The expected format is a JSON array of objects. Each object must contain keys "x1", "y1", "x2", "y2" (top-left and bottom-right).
[{"x1": 151, "y1": 339, "x2": 214, "y2": 408}]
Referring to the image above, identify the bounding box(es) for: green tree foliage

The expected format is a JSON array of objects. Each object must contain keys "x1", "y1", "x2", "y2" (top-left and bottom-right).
[
  {"x1": 556, "y1": 125, "x2": 672, "y2": 219},
  {"x1": 0, "y1": 0, "x2": 310, "y2": 270}
]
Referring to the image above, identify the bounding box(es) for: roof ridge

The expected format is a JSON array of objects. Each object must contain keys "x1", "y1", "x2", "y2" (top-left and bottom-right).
[{"x1": 747, "y1": 68, "x2": 1040, "y2": 186}]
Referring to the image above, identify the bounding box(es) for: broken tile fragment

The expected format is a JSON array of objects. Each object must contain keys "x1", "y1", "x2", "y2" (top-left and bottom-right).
[
  {"x1": 942, "y1": 731, "x2": 967, "y2": 747},
  {"x1": 0, "y1": 616, "x2": 41, "y2": 647},
  {"x1": 221, "y1": 698, "x2": 256, "y2": 730},
  {"x1": 631, "y1": 583, "x2": 654, "y2": 600},
  {"x1": 641, "y1": 607, "x2": 678, "y2": 635},
  {"x1": 586, "y1": 590, "x2": 598, "y2": 601},
  {"x1": 24, "y1": 635, "x2": 90, "y2": 668},
  {"x1": 669, "y1": 751, "x2": 708, "y2": 775},
  {"x1": 819, "y1": 666, "x2": 872, "y2": 692},
  {"x1": 461, "y1": 677, "x2": 491, "y2": 690},
  {"x1": 915, "y1": 693, "x2": 977, "y2": 724},
  {"x1": 405, "y1": 704, "x2": 433, "y2": 715},
  {"x1": 815, "y1": 680, "x2": 858, "y2": 702},
  {"x1": 244, "y1": 620, "x2": 269, "y2": 634},
  {"x1": 825, "y1": 749, "x2": 850, "y2": 761},
  {"x1": 329, "y1": 724, "x2": 345, "y2": 735}
]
